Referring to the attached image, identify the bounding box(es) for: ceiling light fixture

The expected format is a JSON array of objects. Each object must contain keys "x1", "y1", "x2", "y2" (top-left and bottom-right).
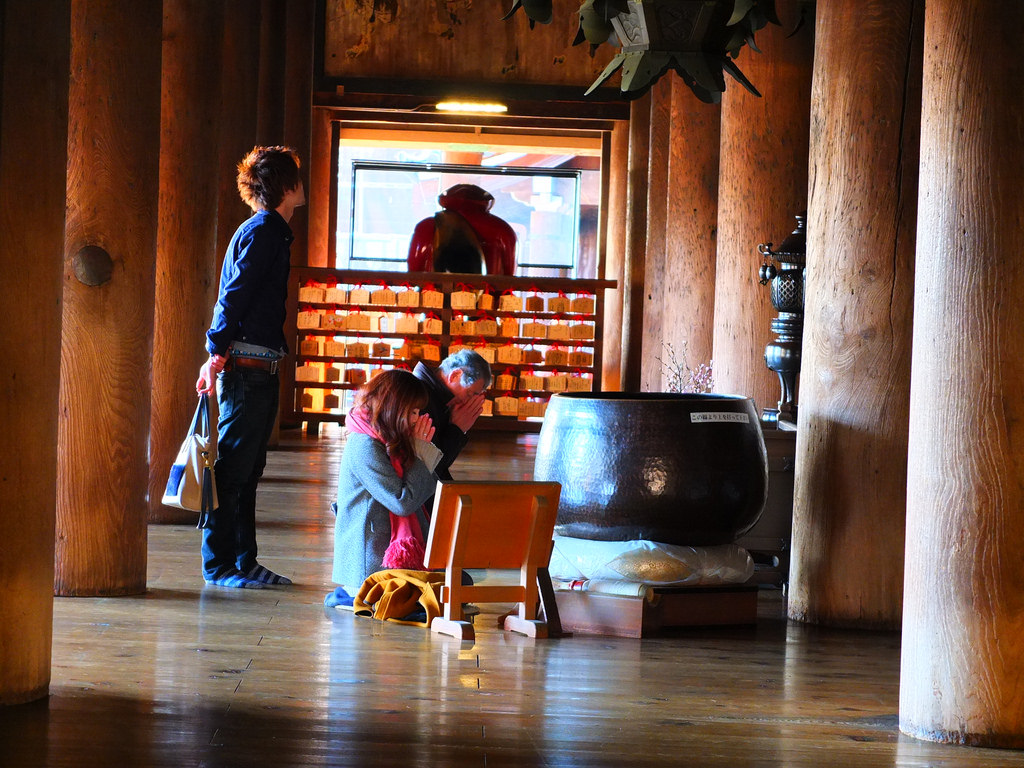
[{"x1": 435, "y1": 100, "x2": 508, "y2": 114}]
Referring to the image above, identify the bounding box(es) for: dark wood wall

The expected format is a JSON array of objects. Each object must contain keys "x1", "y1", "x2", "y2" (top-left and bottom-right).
[{"x1": 322, "y1": 1, "x2": 615, "y2": 87}]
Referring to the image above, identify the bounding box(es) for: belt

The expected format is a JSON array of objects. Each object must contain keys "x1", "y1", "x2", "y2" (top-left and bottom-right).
[{"x1": 230, "y1": 356, "x2": 279, "y2": 374}]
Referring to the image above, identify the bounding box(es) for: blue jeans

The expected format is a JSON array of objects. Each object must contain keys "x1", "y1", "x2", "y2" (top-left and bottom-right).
[{"x1": 201, "y1": 367, "x2": 279, "y2": 580}]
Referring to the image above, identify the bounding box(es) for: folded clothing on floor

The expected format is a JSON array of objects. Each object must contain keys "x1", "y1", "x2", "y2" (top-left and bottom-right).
[{"x1": 354, "y1": 569, "x2": 446, "y2": 628}]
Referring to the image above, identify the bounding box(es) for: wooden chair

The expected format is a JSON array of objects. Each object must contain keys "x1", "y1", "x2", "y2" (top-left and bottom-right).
[{"x1": 424, "y1": 480, "x2": 562, "y2": 641}]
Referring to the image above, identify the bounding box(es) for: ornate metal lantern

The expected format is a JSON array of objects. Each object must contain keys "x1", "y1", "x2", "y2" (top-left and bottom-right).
[{"x1": 757, "y1": 212, "x2": 806, "y2": 427}]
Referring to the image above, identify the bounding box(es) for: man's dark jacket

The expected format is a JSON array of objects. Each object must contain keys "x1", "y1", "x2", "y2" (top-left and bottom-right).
[{"x1": 413, "y1": 361, "x2": 468, "y2": 481}]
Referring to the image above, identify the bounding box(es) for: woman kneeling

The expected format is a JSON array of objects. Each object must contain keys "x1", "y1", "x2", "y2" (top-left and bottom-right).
[{"x1": 327, "y1": 370, "x2": 442, "y2": 607}]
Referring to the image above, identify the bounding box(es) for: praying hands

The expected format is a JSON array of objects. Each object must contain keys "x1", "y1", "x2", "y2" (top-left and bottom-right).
[{"x1": 450, "y1": 392, "x2": 485, "y2": 433}]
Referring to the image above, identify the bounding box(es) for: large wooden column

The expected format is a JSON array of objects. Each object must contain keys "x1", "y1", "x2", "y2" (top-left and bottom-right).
[
  {"x1": 215, "y1": 0, "x2": 262, "y2": 269},
  {"x1": 659, "y1": 77, "x2": 720, "y2": 387},
  {"x1": 308, "y1": 107, "x2": 334, "y2": 270},
  {"x1": 639, "y1": 79, "x2": 672, "y2": 391},
  {"x1": 601, "y1": 120, "x2": 629, "y2": 392},
  {"x1": 788, "y1": 0, "x2": 923, "y2": 629},
  {"x1": 640, "y1": 76, "x2": 721, "y2": 391},
  {"x1": 56, "y1": 0, "x2": 162, "y2": 595},
  {"x1": 620, "y1": 95, "x2": 652, "y2": 391},
  {"x1": 257, "y1": 0, "x2": 287, "y2": 144},
  {"x1": 712, "y1": 0, "x2": 813, "y2": 410},
  {"x1": 283, "y1": 0, "x2": 315, "y2": 267},
  {"x1": 900, "y1": 0, "x2": 1024, "y2": 746},
  {"x1": 149, "y1": 1, "x2": 226, "y2": 524},
  {"x1": 0, "y1": 0, "x2": 70, "y2": 705}
]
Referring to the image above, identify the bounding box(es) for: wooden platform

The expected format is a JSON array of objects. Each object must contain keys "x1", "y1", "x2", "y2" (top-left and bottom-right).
[{"x1": 555, "y1": 585, "x2": 759, "y2": 638}]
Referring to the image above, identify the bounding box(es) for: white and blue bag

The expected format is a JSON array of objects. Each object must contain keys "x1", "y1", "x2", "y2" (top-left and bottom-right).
[{"x1": 162, "y1": 394, "x2": 218, "y2": 528}]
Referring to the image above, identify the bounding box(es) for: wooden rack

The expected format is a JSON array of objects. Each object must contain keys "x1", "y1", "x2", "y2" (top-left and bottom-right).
[{"x1": 285, "y1": 268, "x2": 616, "y2": 433}]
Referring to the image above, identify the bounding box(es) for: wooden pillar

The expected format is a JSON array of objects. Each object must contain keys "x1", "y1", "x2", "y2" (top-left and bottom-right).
[
  {"x1": 660, "y1": 77, "x2": 720, "y2": 387},
  {"x1": 283, "y1": 0, "x2": 315, "y2": 267},
  {"x1": 257, "y1": 0, "x2": 287, "y2": 144},
  {"x1": 711, "y1": 0, "x2": 813, "y2": 410},
  {"x1": 0, "y1": 0, "x2": 70, "y2": 705},
  {"x1": 260, "y1": 0, "x2": 312, "y2": 431},
  {"x1": 215, "y1": 0, "x2": 262, "y2": 270},
  {"x1": 209, "y1": 0, "x2": 262, "y2": 442},
  {"x1": 900, "y1": 0, "x2": 1024, "y2": 747},
  {"x1": 56, "y1": 0, "x2": 162, "y2": 596},
  {"x1": 639, "y1": 78, "x2": 671, "y2": 391},
  {"x1": 308, "y1": 107, "x2": 334, "y2": 269},
  {"x1": 601, "y1": 120, "x2": 629, "y2": 392},
  {"x1": 620, "y1": 94, "x2": 652, "y2": 392},
  {"x1": 788, "y1": 0, "x2": 923, "y2": 629},
  {"x1": 149, "y1": 0, "x2": 226, "y2": 525}
]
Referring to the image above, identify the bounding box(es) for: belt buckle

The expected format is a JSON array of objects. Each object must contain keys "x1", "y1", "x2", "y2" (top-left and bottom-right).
[{"x1": 268, "y1": 359, "x2": 279, "y2": 375}]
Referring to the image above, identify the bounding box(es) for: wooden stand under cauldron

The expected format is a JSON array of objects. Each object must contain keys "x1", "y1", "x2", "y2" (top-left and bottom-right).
[{"x1": 553, "y1": 585, "x2": 759, "y2": 638}]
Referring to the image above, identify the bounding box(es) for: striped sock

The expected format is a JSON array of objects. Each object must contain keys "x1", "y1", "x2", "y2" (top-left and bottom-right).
[
  {"x1": 205, "y1": 569, "x2": 264, "y2": 589},
  {"x1": 246, "y1": 564, "x2": 293, "y2": 586}
]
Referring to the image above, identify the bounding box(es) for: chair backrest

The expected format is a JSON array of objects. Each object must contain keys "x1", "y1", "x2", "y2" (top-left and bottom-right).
[{"x1": 424, "y1": 481, "x2": 562, "y2": 571}]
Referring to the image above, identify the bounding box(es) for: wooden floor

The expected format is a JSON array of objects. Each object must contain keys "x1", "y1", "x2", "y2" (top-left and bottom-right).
[{"x1": 3, "y1": 425, "x2": 1022, "y2": 767}]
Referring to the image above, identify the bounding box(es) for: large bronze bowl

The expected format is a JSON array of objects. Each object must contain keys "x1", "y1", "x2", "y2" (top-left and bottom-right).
[{"x1": 534, "y1": 392, "x2": 768, "y2": 546}]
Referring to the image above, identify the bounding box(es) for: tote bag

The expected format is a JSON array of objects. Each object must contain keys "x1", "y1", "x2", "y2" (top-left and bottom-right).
[{"x1": 162, "y1": 394, "x2": 218, "y2": 528}]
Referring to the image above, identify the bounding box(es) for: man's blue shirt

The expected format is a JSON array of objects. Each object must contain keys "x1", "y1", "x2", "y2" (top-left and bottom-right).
[{"x1": 206, "y1": 209, "x2": 293, "y2": 357}]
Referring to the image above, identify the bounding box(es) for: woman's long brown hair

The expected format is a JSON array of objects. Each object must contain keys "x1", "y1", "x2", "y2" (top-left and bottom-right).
[{"x1": 352, "y1": 369, "x2": 429, "y2": 465}]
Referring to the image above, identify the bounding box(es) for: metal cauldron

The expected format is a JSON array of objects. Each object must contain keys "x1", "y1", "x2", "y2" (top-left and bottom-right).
[{"x1": 534, "y1": 392, "x2": 768, "y2": 546}]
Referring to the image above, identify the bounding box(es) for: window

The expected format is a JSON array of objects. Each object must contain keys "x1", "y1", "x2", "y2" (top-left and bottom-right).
[
  {"x1": 332, "y1": 140, "x2": 602, "y2": 278},
  {"x1": 347, "y1": 160, "x2": 580, "y2": 272}
]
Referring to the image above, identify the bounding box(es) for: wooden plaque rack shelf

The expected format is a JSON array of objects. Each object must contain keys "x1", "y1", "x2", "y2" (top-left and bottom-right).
[{"x1": 285, "y1": 268, "x2": 617, "y2": 433}]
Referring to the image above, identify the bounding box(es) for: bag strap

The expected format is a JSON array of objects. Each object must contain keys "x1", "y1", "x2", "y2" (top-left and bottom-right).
[
  {"x1": 198, "y1": 393, "x2": 210, "y2": 437},
  {"x1": 195, "y1": 393, "x2": 216, "y2": 529},
  {"x1": 197, "y1": 460, "x2": 216, "y2": 530},
  {"x1": 189, "y1": 394, "x2": 205, "y2": 436},
  {"x1": 199, "y1": 397, "x2": 218, "y2": 528},
  {"x1": 195, "y1": 392, "x2": 217, "y2": 440}
]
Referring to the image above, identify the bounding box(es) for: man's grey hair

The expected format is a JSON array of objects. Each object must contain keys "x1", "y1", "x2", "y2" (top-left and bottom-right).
[{"x1": 439, "y1": 349, "x2": 493, "y2": 388}]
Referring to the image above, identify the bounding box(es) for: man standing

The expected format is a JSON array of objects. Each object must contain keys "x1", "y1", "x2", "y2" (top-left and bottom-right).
[
  {"x1": 412, "y1": 349, "x2": 491, "y2": 481},
  {"x1": 195, "y1": 146, "x2": 304, "y2": 589}
]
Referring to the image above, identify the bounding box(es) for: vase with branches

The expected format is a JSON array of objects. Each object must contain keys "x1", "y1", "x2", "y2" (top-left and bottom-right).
[{"x1": 658, "y1": 342, "x2": 714, "y2": 394}]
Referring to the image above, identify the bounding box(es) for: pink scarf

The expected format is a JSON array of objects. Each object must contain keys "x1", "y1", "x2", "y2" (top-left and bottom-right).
[{"x1": 346, "y1": 407, "x2": 427, "y2": 571}]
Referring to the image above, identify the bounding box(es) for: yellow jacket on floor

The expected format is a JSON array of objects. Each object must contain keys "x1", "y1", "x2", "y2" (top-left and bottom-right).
[{"x1": 354, "y1": 569, "x2": 446, "y2": 627}]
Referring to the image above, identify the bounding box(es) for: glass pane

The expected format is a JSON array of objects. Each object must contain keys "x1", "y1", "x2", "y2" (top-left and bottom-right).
[
  {"x1": 334, "y1": 144, "x2": 595, "y2": 278},
  {"x1": 350, "y1": 161, "x2": 580, "y2": 273}
]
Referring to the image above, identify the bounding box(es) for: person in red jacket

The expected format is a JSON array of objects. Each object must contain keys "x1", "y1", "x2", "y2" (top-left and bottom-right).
[{"x1": 407, "y1": 184, "x2": 517, "y2": 275}]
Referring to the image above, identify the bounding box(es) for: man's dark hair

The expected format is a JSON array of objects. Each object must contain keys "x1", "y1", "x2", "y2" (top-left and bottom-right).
[{"x1": 236, "y1": 145, "x2": 301, "y2": 211}]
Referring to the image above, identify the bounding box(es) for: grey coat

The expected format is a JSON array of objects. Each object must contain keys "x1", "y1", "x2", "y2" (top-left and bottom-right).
[{"x1": 332, "y1": 432, "x2": 437, "y2": 590}]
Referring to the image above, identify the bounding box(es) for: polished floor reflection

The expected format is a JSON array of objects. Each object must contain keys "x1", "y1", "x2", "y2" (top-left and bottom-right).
[{"x1": 2, "y1": 426, "x2": 1021, "y2": 767}]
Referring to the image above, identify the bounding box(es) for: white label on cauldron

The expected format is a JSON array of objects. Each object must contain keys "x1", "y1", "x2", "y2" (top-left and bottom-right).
[{"x1": 691, "y1": 412, "x2": 750, "y2": 423}]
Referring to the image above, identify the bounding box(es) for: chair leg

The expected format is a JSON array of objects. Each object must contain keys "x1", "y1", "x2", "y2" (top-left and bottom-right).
[
  {"x1": 431, "y1": 616, "x2": 475, "y2": 641},
  {"x1": 536, "y1": 567, "x2": 563, "y2": 637},
  {"x1": 442, "y1": 599, "x2": 465, "y2": 622},
  {"x1": 503, "y1": 613, "x2": 548, "y2": 638}
]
